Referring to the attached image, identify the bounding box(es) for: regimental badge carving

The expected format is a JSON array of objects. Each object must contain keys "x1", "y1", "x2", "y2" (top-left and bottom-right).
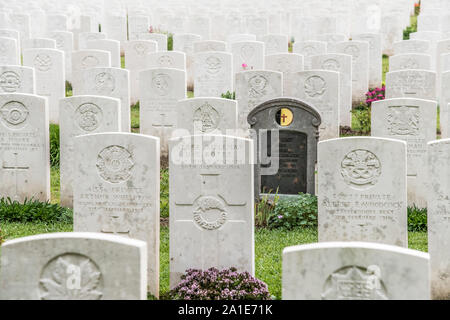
[
  {"x1": 344, "y1": 45, "x2": 360, "y2": 61},
  {"x1": 205, "y1": 56, "x2": 222, "y2": 74},
  {"x1": 96, "y1": 145, "x2": 134, "y2": 183},
  {"x1": 152, "y1": 73, "x2": 171, "y2": 96},
  {"x1": 248, "y1": 75, "x2": 268, "y2": 98},
  {"x1": 75, "y1": 103, "x2": 103, "y2": 132},
  {"x1": 240, "y1": 44, "x2": 255, "y2": 62},
  {"x1": 400, "y1": 58, "x2": 419, "y2": 70},
  {"x1": 275, "y1": 58, "x2": 291, "y2": 73},
  {"x1": 134, "y1": 43, "x2": 148, "y2": 56},
  {"x1": 81, "y1": 55, "x2": 100, "y2": 68},
  {"x1": 94, "y1": 72, "x2": 115, "y2": 94},
  {"x1": 0, "y1": 101, "x2": 29, "y2": 129},
  {"x1": 322, "y1": 59, "x2": 340, "y2": 71},
  {"x1": 157, "y1": 55, "x2": 174, "y2": 67},
  {"x1": 304, "y1": 76, "x2": 327, "y2": 98},
  {"x1": 39, "y1": 253, "x2": 103, "y2": 300},
  {"x1": 322, "y1": 265, "x2": 388, "y2": 300},
  {"x1": 34, "y1": 54, "x2": 52, "y2": 72},
  {"x1": 302, "y1": 45, "x2": 317, "y2": 56},
  {"x1": 341, "y1": 149, "x2": 381, "y2": 188},
  {"x1": 193, "y1": 196, "x2": 228, "y2": 230},
  {"x1": 193, "y1": 102, "x2": 220, "y2": 133},
  {"x1": 0, "y1": 71, "x2": 21, "y2": 92},
  {"x1": 387, "y1": 105, "x2": 419, "y2": 136}
]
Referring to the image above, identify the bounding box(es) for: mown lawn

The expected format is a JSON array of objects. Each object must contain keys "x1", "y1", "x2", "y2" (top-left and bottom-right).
[{"x1": 0, "y1": 221, "x2": 428, "y2": 299}]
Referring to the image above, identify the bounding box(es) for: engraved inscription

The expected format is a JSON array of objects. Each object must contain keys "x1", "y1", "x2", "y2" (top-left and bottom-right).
[
  {"x1": 81, "y1": 55, "x2": 100, "y2": 68},
  {"x1": 39, "y1": 253, "x2": 103, "y2": 300},
  {"x1": 157, "y1": 55, "x2": 174, "y2": 67},
  {"x1": 341, "y1": 150, "x2": 381, "y2": 189},
  {"x1": 0, "y1": 101, "x2": 29, "y2": 129},
  {"x1": 34, "y1": 54, "x2": 52, "y2": 72},
  {"x1": 205, "y1": 56, "x2": 222, "y2": 74},
  {"x1": 304, "y1": 76, "x2": 326, "y2": 98},
  {"x1": 193, "y1": 196, "x2": 227, "y2": 230},
  {"x1": 322, "y1": 59, "x2": 340, "y2": 71},
  {"x1": 152, "y1": 73, "x2": 171, "y2": 96},
  {"x1": 94, "y1": 72, "x2": 115, "y2": 94},
  {"x1": 322, "y1": 265, "x2": 388, "y2": 300},
  {"x1": 96, "y1": 146, "x2": 134, "y2": 184}
]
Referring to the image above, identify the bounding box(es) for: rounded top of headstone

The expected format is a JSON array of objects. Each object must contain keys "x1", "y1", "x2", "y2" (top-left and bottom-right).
[{"x1": 247, "y1": 97, "x2": 322, "y2": 128}]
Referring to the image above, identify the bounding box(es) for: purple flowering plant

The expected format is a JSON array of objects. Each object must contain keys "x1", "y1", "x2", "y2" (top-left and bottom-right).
[
  {"x1": 164, "y1": 267, "x2": 271, "y2": 300},
  {"x1": 365, "y1": 85, "x2": 385, "y2": 107}
]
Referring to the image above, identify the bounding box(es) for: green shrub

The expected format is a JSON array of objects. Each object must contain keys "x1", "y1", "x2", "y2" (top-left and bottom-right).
[
  {"x1": 50, "y1": 124, "x2": 60, "y2": 168},
  {"x1": 221, "y1": 91, "x2": 235, "y2": 100},
  {"x1": 408, "y1": 206, "x2": 427, "y2": 232},
  {"x1": 255, "y1": 191, "x2": 279, "y2": 228},
  {"x1": 0, "y1": 198, "x2": 73, "y2": 223},
  {"x1": 351, "y1": 102, "x2": 371, "y2": 133},
  {"x1": 65, "y1": 81, "x2": 73, "y2": 97},
  {"x1": 167, "y1": 33, "x2": 173, "y2": 51},
  {"x1": 160, "y1": 168, "x2": 169, "y2": 218},
  {"x1": 0, "y1": 227, "x2": 3, "y2": 245},
  {"x1": 268, "y1": 193, "x2": 317, "y2": 230}
]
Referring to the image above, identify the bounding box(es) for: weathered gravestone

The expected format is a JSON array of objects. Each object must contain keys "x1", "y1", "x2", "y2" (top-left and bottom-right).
[
  {"x1": 78, "y1": 32, "x2": 107, "y2": 50},
  {"x1": 139, "y1": 67, "x2": 186, "y2": 157},
  {"x1": 385, "y1": 70, "x2": 437, "y2": 101},
  {"x1": 0, "y1": 232, "x2": 147, "y2": 300},
  {"x1": 248, "y1": 98, "x2": 321, "y2": 199},
  {"x1": 393, "y1": 39, "x2": 432, "y2": 56},
  {"x1": 176, "y1": 97, "x2": 237, "y2": 135},
  {"x1": 352, "y1": 33, "x2": 382, "y2": 88},
  {"x1": 389, "y1": 53, "x2": 432, "y2": 71},
  {"x1": 23, "y1": 48, "x2": 65, "y2": 123},
  {"x1": 0, "y1": 37, "x2": 19, "y2": 65},
  {"x1": 282, "y1": 242, "x2": 430, "y2": 300},
  {"x1": 372, "y1": 98, "x2": 437, "y2": 208},
  {"x1": 86, "y1": 39, "x2": 121, "y2": 68},
  {"x1": 146, "y1": 51, "x2": 186, "y2": 70},
  {"x1": 0, "y1": 66, "x2": 35, "y2": 94},
  {"x1": 318, "y1": 137, "x2": 407, "y2": 247},
  {"x1": 169, "y1": 134, "x2": 254, "y2": 287},
  {"x1": 73, "y1": 132, "x2": 160, "y2": 297},
  {"x1": 428, "y1": 139, "x2": 450, "y2": 299},
  {"x1": 0, "y1": 93, "x2": 49, "y2": 202},
  {"x1": 235, "y1": 70, "x2": 283, "y2": 130},
  {"x1": 293, "y1": 40, "x2": 327, "y2": 70},
  {"x1": 48, "y1": 31, "x2": 74, "y2": 82},
  {"x1": 332, "y1": 41, "x2": 369, "y2": 105},
  {"x1": 72, "y1": 49, "x2": 111, "y2": 78},
  {"x1": 22, "y1": 38, "x2": 56, "y2": 50},
  {"x1": 284, "y1": 70, "x2": 340, "y2": 141},
  {"x1": 73, "y1": 67, "x2": 130, "y2": 132},
  {"x1": 0, "y1": 29, "x2": 21, "y2": 57},
  {"x1": 261, "y1": 34, "x2": 288, "y2": 55},
  {"x1": 193, "y1": 51, "x2": 232, "y2": 97},
  {"x1": 265, "y1": 53, "x2": 304, "y2": 76},
  {"x1": 310, "y1": 53, "x2": 352, "y2": 127},
  {"x1": 128, "y1": 15, "x2": 150, "y2": 41},
  {"x1": 173, "y1": 33, "x2": 202, "y2": 88},
  {"x1": 59, "y1": 95, "x2": 122, "y2": 208},
  {"x1": 231, "y1": 41, "x2": 265, "y2": 76},
  {"x1": 136, "y1": 33, "x2": 168, "y2": 51},
  {"x1": 124, "y1": 40, "x2": 158, "y2": 104},
  {"x1": 193, "y1": 40, "x2": 227, "y2": 53}
]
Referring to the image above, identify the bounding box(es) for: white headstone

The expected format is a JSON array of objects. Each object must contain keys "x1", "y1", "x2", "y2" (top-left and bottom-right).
[
  {"x1": 0, "y1": 232, "x2": 147, "y2": 300},
  {"x1": 173, "y1": 33, "x2": 202, "y2": 88},
  {"x1": 135, "y1": 33, "x2": 168, "y2": 51},
  {"x1": 23, "y1": 48, "x2": 65, "y2": 123},
  {"x1": 146, "y1": 51, "x2": 186, "y2": 70},
  {"x1": 86, "y1": 39, "x2": 121, "y2": 68},
  {"x1": 284, "y1": 70, "x2": 340, "y2": 141},
  {"x1": 265, "y1": 53, "x2": 304, "y2": 76},
  {"x1": 261, "y1": 34, "x2": 288, "y2": 55},
  {"x1": 0, "y1": 93, "x2": 49, "y2": 202},
  {"x1": 282, "y1": 242, "x2": 430, "y2": 300},
  {"x1": 293, "y1": 40, "x2": 327, "y2": 70},
  {"x1": 73, "y1": 132, "x2": 160, "y2": 298},
  {"x1": 48, "y1": 31, "x2": 74, "y2": 82},
  {"x1": 193, "y1": 40, "x2": 227, "y2": 53},
  {"x1": 427, "y1": 139, "x2": 450, "y2": 299},
  {"x1": 78, "y1": 32, "x2": 107, "y2": 49},
  {"x1": 193, "y1": 51, "x2": 232, "y2": 97},
  {"x1": 389, "y1": 53, "x2": 432, "y2": 71},
  {"x1": 0, "y1": 66, "x2": 35, "y2": 94},
  {"x1": 231, "y1": 41, "x2": 265, "y2": 75},
  {"x1": 352, "y1": 33, "x2": 382, "y2": 88},
  {"x1": 169, "y1": 134, "x2": 254, "y2": 287},
  {"x1": 0, "y1": 37, "x2": 19, "y2": 65},
  {"x1": 385, "y1": 70, "x2": 437, "y2": 100},
  {"x1": 318, "y1": 137, "x2": 407, "y2": 247}
]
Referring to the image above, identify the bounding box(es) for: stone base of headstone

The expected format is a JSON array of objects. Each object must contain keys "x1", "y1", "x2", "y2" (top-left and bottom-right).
[{"x1": 407, "y1": 176, "x2": 427, "y2": 209}]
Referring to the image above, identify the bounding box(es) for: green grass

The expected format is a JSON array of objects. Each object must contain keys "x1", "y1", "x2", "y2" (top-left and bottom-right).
[
  {"x1": 0, "y1": 221, "x2": 428, "y2": 299},
  {"x1": 382, "y1": 54, "x2": 389, "y2": 83}
]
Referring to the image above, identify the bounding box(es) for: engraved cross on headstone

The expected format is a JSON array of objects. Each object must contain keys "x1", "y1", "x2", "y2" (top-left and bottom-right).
[{"x1": 2, "y1": 152, "x2": 29, "y2": 200}]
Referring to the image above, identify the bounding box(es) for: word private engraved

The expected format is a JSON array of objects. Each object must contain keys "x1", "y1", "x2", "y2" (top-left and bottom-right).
[
  {"x1": 322, "y1": 265, "x2": 388, "y2": 300},
  {"x1": 193, "y1": 196, "x2": 228, "y2": 230},
  {"x1": 39, "y1": 253, "x2": 103, "y2": 300},
  {"x1": 387, "y1": 105, "x2": 419, "y2": 136},
  {"x1": 341, "y1": 149, "x2": 381, "y2": 189},
  {"x1": 96, "y1": 145, "x2": 134, "y2": 184}
]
